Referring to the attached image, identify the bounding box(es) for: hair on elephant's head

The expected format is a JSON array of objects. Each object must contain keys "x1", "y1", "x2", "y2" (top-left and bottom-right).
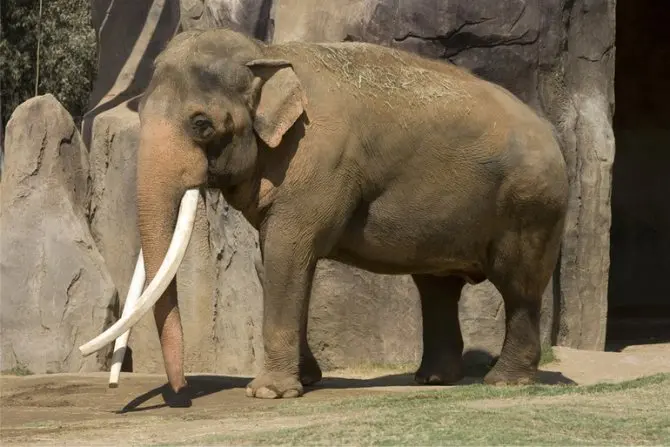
[{"x1": 77, "y1": 28, "x2": 308, "y2": 362}]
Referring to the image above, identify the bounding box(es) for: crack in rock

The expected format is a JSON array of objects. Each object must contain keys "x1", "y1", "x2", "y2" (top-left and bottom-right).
[{"x1": 61, "y1": 269, "x2": 83, "y2": 323}]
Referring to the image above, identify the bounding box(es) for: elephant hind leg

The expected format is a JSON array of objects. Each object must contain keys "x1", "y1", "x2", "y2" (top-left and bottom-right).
[
  {"x1": 484, "y1": 221, "x2": 563, "y2": 385},
  {"x1": 412, "y1": 274, "x2": 466, "y2": 385}
]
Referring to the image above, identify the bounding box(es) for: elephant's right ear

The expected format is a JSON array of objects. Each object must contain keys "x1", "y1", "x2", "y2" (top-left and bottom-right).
[{"x1": 246, "y1": 59, "x2": 307, "y2": 148}]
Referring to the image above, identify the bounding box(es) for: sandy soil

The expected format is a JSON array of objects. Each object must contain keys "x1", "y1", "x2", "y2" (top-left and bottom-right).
[{"x1": 1, "y1": 343, "x2": 669, "y2": 446}]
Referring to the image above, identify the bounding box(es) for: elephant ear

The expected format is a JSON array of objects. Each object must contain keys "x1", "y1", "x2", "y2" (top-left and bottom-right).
[{"x1": 246, "y1": 59, "x2": 308, "y2": 148}]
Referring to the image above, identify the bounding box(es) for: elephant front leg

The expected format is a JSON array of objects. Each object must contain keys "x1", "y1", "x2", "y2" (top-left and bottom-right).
[
  {"x1": 246, "y1": 227, "x2": 318, "y2": 399},
  {"x1": 254, "y1": 240, "x2": 322, "y2": 387},
  {"x1": 413, "y1": 275, "x2": 466, "y2": 385}
]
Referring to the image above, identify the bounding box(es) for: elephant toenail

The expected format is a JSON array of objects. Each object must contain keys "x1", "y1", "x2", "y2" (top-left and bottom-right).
[
  {"x1": 256, "y1": 387, "x2": 279, "y2": 399},
  {"x1": 283, "y1": 389, "x2": 301, "y2": 398}
]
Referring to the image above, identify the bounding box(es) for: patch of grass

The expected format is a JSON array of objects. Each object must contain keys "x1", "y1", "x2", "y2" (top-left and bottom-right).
[
  {"x1": 2, "y1": 364, "x2": 34, "y2": 376},
  {"x1": 540, "y1": 344, "x2": 557, "y2": 365},
  {"x1": 326, "y1": 361, "x2": 416, "y2": 376},
  {"x1": 158, "y1": 374, "x2": 670, "y2": 446}
]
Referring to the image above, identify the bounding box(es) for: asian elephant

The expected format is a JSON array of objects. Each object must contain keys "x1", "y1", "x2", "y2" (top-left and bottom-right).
[{"x1": 79, "y1": 27, "x2": 569, "y2": 407}]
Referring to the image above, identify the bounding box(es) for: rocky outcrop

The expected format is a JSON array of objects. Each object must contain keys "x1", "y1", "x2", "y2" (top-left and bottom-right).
[
  {"x1": 0, "y1": 95, "x2": 117, "y2": 374},
  {"x1": 82, "y1": 0, "x2": 181, "y2": 150},
  {"x1": 88, "y1": 103, "x2": 142, "y2": 304},
  {"x1": 180, "y1": 0, "x2": 272, "y2": 38},
  {"x1": 309, "y1": 263, "x2": 422, "y2": 369},
  {"x1": 548, "y1": 0, "x2": 615, "y2": 350}
]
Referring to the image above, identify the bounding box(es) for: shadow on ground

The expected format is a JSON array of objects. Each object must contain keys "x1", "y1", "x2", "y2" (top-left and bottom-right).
[{"x1": 119, "y1": 349, "x2": 575, "y2": 413}]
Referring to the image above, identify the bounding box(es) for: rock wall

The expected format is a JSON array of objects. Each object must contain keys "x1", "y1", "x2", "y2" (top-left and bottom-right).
[
  {"x1": 548, "y1": 0, "x2": 615, "y2": 349},
  {"x1": 0, "y1": 0, "x2": 616, "y2": 375},
  {"x1": 0, "y1": 95, "x2": 117, "y2": 374}
]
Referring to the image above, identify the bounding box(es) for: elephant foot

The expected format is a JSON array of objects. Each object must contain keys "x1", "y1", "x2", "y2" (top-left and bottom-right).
[
  {"x1": 483, "y1": 364, "x2": 536, "y2": 386},
  {"x1": 414, "y1": 358, "x2": 464, "y2": 385},
  {"x1": 246, "y1": 372, "x2": 304, "y2": 399},
  {"x1": 161, "y1": 382, "x2": 193, "y2": 408},
  {"x1": 299, "y1": 352, "x2": 322, "y2": 386}
]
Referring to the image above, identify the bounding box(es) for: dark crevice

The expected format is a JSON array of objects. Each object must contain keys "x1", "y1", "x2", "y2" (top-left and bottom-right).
[
  {"x1": 442, "y1": 29, "x2": 540, "y2": 59},
  {"x1": 577, "y1": 42, "x2": 615, "y2": 62},
  {"x1": 391, "y1": 14, "x2": 538, "y2": 61},
  {"x1": 607, "y1": 0, "x2": 670, "y2": 349},
  {"x1": 392, "y1": 17, "x2": 493, "y2": 44},
  {"x1": 27, "y1": 131, "x2": 48, "y2": 179},
  {"x1": 62, "y1": 269, "x2": 83, "y2": 323},
  {"x1": 508, "y1": 3, "x2": 528, "y2": 32}
]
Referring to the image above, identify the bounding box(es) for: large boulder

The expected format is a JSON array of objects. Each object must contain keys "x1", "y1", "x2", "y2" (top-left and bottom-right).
[
  {"x1": 309, "y1": 263, "x2": 421, "y2": 369},
  {"x1": 82, "y1": 0, "x2": 181, "y2": 148},
  {"x1": 88, "y1": 103, "x2": 141, "y2": 305},
  {"x1": 0, "y1": 95, "x2": 118, "y2": 374},
  {"x1": 180, "y1": 0, "x2": 272, "y2": 39}
]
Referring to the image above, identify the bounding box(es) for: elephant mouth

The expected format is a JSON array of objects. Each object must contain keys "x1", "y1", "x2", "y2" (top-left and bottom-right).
[{"x1": 78, "y1": 189, "x2": 201, "y2": 364}]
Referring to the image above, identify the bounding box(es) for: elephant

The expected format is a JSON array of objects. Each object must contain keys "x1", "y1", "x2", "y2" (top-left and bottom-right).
[{"x1": 79, "y1": 27, "x2": 569, "y2": 407}]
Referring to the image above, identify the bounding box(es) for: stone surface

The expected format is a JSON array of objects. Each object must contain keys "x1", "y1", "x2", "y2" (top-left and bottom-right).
[
  {"x1": 83, "y1": 0, "x2": 272, "y2": 151},
  {"x1": 546, "y1": 0, "x2": 615, "y2": 350},
  {"x1": 0, "y1": 95, "x2": 117, "y2": 374},
  {"x1": 180, "y1": 0, "x2": 273, "y2": 40},
  {"x1": 82, "y1": 0, "x2": 181, "y2": 147},
  {"x1": 309, "y1": 262, "x2": 421, "y2": 370},
  {"x1": 88, "y1": 102, "x2": 141, "y2": 303}
]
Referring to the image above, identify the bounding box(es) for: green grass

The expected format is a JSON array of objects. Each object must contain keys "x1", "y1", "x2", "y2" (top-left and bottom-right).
[
  {"x1": 155, "y1": 373, "x2": 670, "y2": 446},
  {"x1": 540, "y1": 344, "x2": 557, "y2": 365},
  {"x1": 1, "y1": 364, "x2": 33, "y2": 376}
]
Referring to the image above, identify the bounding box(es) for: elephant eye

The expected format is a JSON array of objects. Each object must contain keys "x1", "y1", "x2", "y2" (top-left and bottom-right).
[{"x1": 190, "y1": 113, "x2": 215, "y2": 140}]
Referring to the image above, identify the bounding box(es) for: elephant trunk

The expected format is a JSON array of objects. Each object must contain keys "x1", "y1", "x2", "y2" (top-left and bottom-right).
[{"x1": 78, "y1": 121, "x2": 206, "y2": 389}]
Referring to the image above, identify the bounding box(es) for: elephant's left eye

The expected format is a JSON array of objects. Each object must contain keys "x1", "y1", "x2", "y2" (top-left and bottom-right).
[{"x1": 190, "y1": 113, "x2": 215, "y2": 140}]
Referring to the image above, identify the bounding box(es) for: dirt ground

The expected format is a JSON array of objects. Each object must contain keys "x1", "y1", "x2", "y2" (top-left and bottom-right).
[{"x1": 2, "y1": 343, "x2": 669, "y2": 446}]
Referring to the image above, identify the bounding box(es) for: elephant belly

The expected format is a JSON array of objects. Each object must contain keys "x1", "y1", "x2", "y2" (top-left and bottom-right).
[{"x1": 330, "y1": 198, "x2": 489, "y2": 282}]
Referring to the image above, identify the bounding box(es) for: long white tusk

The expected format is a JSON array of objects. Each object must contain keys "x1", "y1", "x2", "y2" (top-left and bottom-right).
[
  {"x1": 108, "y1": 250, "x2": 145, "y2": 388},
  {"x1": 79, "y1": 189, "x2": 200, "y2": 357}
]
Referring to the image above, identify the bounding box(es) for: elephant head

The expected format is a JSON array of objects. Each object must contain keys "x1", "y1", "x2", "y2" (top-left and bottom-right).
[{"x1": 79, "y1": 28, "x2": 308, "y2": 394}]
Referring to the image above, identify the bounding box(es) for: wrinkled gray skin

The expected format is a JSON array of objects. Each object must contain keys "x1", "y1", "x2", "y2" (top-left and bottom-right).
[{"x1": 136, "y1": 28, "x2": 569, "y2": 405}]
